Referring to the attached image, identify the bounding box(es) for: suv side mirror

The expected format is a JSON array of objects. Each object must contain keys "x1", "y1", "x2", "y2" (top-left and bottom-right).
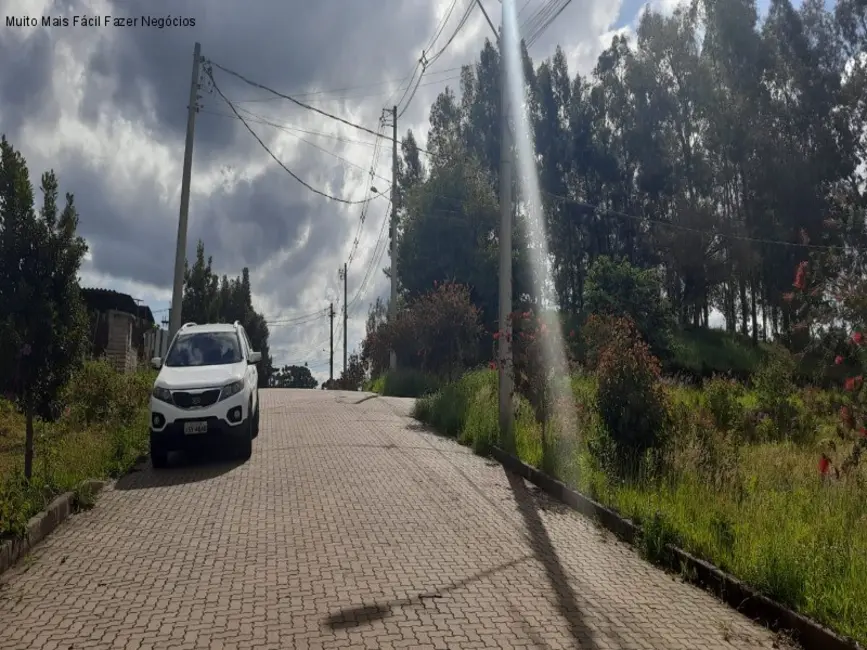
[
  {"x1": 151, "y1": 357, "x2": 162, "y2": 370},
  {"x1": 248, "y1": 351, "x2": 262, "y2": 364}
]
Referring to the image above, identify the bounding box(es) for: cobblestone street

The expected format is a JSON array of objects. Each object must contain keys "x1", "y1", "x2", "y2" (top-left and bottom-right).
[{"x1": 0, "y1": 390, "x2": 779, "y2": 649}]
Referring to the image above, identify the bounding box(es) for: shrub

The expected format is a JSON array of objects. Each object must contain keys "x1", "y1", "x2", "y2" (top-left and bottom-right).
[
  {"x1": 381, "y1": 369, "x2": 439, "y2": 397},
  {"x1": 703, "y1": 376, "x2": 744, "y2": 432},
  {"x1": 584, "y1": 256, "x2": 674, "y2": 357},
  {"x1": 63, "y1": 358, "x2": 151, "y2": 426},
  {"x1": 753, "y1": 346, "x2": 798, "y2": 439},
  {"x1": 595, "y1": 317, "x2": 667, "y2": 469}
]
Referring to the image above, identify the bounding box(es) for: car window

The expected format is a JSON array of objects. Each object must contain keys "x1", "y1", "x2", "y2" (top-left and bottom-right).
[
  {"x1": 240, "y1": 328, "x2": 254, "y2": 354},
  {"x1": 164, "y1": 331, "x2": 243, "y2": 367}
]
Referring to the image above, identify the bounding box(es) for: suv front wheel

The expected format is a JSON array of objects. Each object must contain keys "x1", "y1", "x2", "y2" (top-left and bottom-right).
[
  {"x1": 151, "y1": 440, "x2": 169, "y2": 469},
  {"x1": 235, "y1": 403, "x2": 253, "y2": 460}
]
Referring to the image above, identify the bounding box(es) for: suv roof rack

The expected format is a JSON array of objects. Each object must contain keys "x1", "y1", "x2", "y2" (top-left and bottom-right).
[
  {"x1": 180, "y1": 322, "x2": 197, "y2": 330},
  {"x1": 233, "y1": 320, "x2": 241, "y2": 328}
]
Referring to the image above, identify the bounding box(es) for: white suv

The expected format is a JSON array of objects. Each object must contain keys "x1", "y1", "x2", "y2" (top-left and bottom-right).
[{"x1": 149, "y1": 321, "x2": 261, "y2": 467}]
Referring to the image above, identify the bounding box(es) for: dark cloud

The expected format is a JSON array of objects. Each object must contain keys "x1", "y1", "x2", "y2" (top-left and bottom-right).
[
  {"x1": 0, "y1": 0, "x2": 623, "y2": 367},
  {"x1": 0, "y1": 27, "x2": 55, "y2": 136}
]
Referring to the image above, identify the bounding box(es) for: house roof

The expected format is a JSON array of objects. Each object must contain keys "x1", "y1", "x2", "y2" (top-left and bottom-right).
[{"x1": 81, "y1": 288, "x2": 155, "y2": 324}]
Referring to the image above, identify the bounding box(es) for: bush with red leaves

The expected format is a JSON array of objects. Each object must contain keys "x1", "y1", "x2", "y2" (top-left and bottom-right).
[
  {"x1": 788, "y1": 257, "x2": 867, "y2": 478},
  {"x1": 594, "y1": 316, "x2": 667, "y2": 468},
  {"x1": 370, "y1": 281, "x2": 482, "y2": 381}
]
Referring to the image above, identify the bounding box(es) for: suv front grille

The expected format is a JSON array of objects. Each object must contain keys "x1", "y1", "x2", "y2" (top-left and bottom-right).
[{"x1": 172, "y1": 389, "x2": 221, "y2": 409}]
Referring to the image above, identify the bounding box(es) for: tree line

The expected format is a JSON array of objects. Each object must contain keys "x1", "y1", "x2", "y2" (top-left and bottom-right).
[{"x1": 389, "y1": 0, "x2": 866, "y2": 352}]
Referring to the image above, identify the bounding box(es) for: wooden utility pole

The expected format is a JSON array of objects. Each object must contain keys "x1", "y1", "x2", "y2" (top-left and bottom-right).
[
  {"x1": 169, "y1": 42, "x2": 201, "y2": 338},
  {"x1": 329, "y1": 302, "x2": 335, "y2": 381},
  {"x1": 338, "y1": 264, "x2": 348, "y2": 374}
]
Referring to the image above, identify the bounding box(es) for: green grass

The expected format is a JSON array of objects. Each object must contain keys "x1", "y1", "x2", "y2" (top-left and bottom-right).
[
  {"x1": 0, "y1": 359, "x2": 153, "y2": 537},
  {"x1": 414, "y1": 369, "x2": 867, "y2": 646}
]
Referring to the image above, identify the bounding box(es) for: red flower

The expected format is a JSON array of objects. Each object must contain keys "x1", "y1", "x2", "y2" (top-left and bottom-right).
[
  {"x1": 859, "y1": 427, "x2": 867, "y2": 438},
  {"x1": 492, "y1": 331, "x2": 501, "y2": 340},
  {"x1": 522, "y1": 311, "x2": 531, "y2": 320},
  {"x1": 845, "y1": 376, "x2": 863, "y2": 391},
  {"x1": 835, "y1": 355, "x2": 844, "y2": 365},
  {"x1": 853, "y1": 331, "x2": 864, "y2": 345},
  {"x1": 819, "y1": 455, "x2": 831, "y2": 475},
  {"x1": 488, "y1": 361, "x2": 497, "y2": 370}
]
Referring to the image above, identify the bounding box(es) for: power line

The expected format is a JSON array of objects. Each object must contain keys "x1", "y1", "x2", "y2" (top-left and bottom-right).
[
  {"x1": 207, "y1": 59, "x2": 390, "y2": 142},
  {"x1": 398, "y1": 0, "x2": 477, "y2": 120},
  {"x1": 205, "y1": 65, "x2": 388, "y2": 206},
  {"x1": 347, "y1": 201, "x2": 392, "y2": 314},
  {"x1": 202, "y1": 106, "x2": 393, "y2": 187},
  {"x1": 524, "y1": 0, "x2": 573, "y2": 47},
  {"x1": 233, "y1": 66, "x2": 465, "y2": 105},
  {"x1": 347, "y1": 121, "x2": 388, "y2": 268},
  {"x1": 199, "y1": 107, "x2": 381, "y2": 149}
]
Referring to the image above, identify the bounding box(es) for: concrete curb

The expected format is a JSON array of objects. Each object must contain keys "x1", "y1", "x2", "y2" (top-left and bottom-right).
[
  {"x1": 0, "y1": 479, "x2": 107, "y2": 577},
  {"x1": 491, "y1": 447, "x2": 862, "y2": 650}
]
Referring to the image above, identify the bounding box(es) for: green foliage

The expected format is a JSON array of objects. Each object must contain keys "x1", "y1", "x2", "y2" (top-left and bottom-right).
[
  {"x1": 377, "y1": 369, "x2": 439, "y2": 398},
  {"x1": 412, "y1": 369, "x2": 541, "y2": 456},
  {"x1": 182, "y1": 241, "x2": 273, "y2": 387},
  {"x1": 271, "y1": 364, "x2": 318, "y2": 389},
  {"x1": 0, "y1": 363, "x2": 153, "y2": 537},
  {"x1": 584, "y1": 256, "x2": 673, "y2": 356},
  {"x1": 703, "y1": 376, "x2": 745, "y2": 432},
  {"x1": 753, "y1": 346, "x2": 799, "y2": 440},
  {"x1": 372, "y1": 282, "x2": 482, "y2": 381},
  {"x1": 0, "y1": 136, "x2": 90, "y2": 478},
  {"x1": 595, "y1": 318, "x2": 668, "y2": 465},
  {"x1": 328, "y1": 352, "x2": 366, "y2": 391}
]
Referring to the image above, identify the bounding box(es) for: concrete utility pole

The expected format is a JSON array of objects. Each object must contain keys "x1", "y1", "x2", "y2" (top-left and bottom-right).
[
  {"x1": 389, "y1": 105, "x2": 398, "y2": 372},
  {"x1": 329, "y1": 302, "x2": 335, "y2": 381},
  {"x1": 169, "y1": 42, "x2": 202, "y2": 338},
  {"x1": 497, "y1": 3, "x2": 514, "y2": 449}
]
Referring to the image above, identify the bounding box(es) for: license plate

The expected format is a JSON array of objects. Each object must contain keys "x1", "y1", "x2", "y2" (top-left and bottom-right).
[{"x1": 183, "y1": 421, "x2": 208, "y2": 435}]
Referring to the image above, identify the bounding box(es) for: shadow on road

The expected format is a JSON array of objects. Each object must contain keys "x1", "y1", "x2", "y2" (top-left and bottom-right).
[
  {"x1": 506, "y1": 470, "x2": 600, "y2": 650},
  {"x1": 323, "y1": 555, "x2": 532, "y2": 631},
  {"x1": 115, "y1": 450, "x2": 244, "y2": 490}
]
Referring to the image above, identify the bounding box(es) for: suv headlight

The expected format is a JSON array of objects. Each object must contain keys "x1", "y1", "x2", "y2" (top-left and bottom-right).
[
  {"x1": 152, "y1": 386, "x2": 173, "y2": 403},
  {"x1": 219, "y1": 380, "x2": 244, "y2": 401}
]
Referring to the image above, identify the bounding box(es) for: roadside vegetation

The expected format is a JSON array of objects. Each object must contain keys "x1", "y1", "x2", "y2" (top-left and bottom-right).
[
  {"x1": 350, "y1": 0, "x2": 867, "y2": 643},
  {"x1": 0, "y1": 135, "x2": 161, "y2": 538}
]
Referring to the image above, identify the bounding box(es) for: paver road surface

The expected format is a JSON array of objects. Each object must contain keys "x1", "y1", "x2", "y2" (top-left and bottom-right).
[{"x1": 0, "y1": 389, "x2": 782, "y2": 650}]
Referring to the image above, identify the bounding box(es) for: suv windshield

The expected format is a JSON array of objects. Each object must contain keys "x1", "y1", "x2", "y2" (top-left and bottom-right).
[{"x1": 164, "y1": 331, "x2": 243, "y2": 367}]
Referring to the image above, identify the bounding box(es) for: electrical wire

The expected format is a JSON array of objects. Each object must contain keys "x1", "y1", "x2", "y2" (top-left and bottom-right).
[
  {"x1": 233, "y1": 66, "x2": 466, "y2": 105},
  {"x1": 347, "y1": 201, "x2": 392, "y2": 314},
  {"x1": 199, "y1": 107, "x2": 380, "y2": 149},
  {"x1": 205, "y1": 64, "x2": 387, "y2": 206},
  {"x1": 347, "y1": 121, "x2": 387, "y2": 268},
  {"x1": 524, "y1": 0, "x2": 573, "y2": 48},
  {"x1": 397, "y1": 0, "x2": 477, "y2": 119}
]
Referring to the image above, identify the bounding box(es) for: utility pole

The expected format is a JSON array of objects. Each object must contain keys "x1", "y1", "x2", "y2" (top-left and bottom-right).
[
  {"x1": 343, "y1": 263, "x2": 348, "y2": 373},
  {"x1": 389, "y1": 105, "x2": 398, "y2": 371},
  {"x1": 169, "y1": 42, "x2": 202, "y2": 338},
  {"x1": 338, "y1": 264, "x2": 348, "y2": 374},
  {"x1": 497, "y1": 2, "x2": 514, "y2": 450},
  {"x1": 329, "y1": 302, "x2": 335, "y2": 381}
]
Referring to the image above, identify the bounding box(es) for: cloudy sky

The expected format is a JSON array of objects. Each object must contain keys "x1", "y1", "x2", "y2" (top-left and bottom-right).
[{"x1": 0, "y1": 0, "x2": 787, "y2": 383}]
